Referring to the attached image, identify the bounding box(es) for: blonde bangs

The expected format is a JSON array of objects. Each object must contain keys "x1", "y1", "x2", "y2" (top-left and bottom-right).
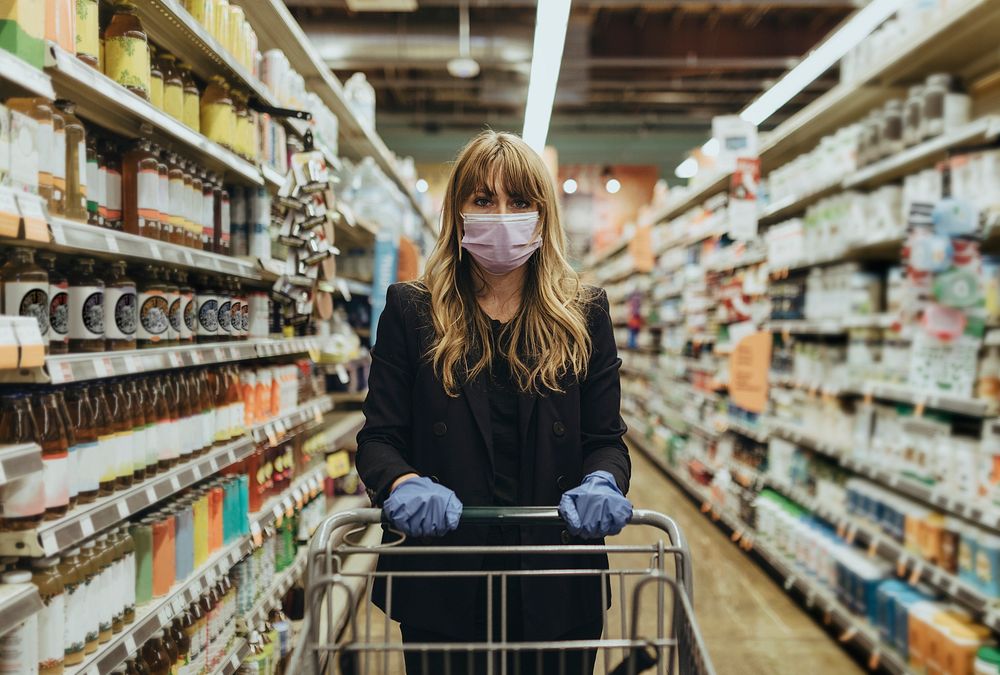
[{"x1": 421, "y1": 130, "x2": 594, "y2": 396}]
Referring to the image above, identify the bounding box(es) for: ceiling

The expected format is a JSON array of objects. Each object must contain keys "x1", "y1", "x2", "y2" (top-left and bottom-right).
[{"x1": 288, "y1": 0, "x2": 857, "y2": 174}]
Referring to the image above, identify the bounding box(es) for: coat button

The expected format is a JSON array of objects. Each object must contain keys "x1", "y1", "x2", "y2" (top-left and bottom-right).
[
  {"x1": 560, "y1": 530, "x2": 571, "y2": 544},
  {"x1": 557, "y1": 475, "x2": 568, "y2": 491},
  {"x1": 433, "y1": 422, "x2": 447, "y2": 436},
  {"x1": 552, "y1": 421, "x2": 566, "y2": 436}
]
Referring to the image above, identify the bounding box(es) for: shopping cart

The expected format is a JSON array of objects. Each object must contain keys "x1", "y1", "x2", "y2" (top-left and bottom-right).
[{"x1": 290, "y1": 506, "x2": 715, "y2": 675}]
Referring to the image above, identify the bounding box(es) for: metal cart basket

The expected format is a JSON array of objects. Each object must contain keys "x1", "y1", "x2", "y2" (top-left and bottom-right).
[{"x1": 290, "y1": 506, "x2": 716, "y2": 675}]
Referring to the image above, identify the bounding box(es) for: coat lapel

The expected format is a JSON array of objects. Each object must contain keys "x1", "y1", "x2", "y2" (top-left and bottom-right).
[{"x1": 461, "y1": 369, "x2": 494, "y2": 467}]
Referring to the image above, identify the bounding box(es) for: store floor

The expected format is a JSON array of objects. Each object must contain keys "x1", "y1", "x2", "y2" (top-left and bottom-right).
[{"x1": 338, "y1": 446, "x2": 861, "y2": 675}]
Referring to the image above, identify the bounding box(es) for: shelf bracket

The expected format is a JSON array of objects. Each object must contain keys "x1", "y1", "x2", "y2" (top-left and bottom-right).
[{"x1": 248, "y1": 100, "x2": 312, "y2": 123}]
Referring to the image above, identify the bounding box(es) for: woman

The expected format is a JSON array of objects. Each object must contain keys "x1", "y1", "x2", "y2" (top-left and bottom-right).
[{"x1": 356, "y1": 130, "x2": 632, "y2": 674}]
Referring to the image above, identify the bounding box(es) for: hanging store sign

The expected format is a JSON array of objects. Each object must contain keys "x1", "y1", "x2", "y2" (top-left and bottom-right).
[
  {"x1": 729, "y1": 331, "x2": 772, "y2": 413},
  {"x1": 728, "y1": 157, "x2": 760, "y2": 241}
]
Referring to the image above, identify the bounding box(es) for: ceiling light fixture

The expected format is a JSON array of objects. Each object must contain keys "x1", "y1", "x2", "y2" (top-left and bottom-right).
[
  {"x1": 605, "y1": 178, "x2": 621, "y2": 194},
  {"x1": 740, "y1": 0, "x2": 903, "y2": 126},
  {"x1": 562, "y1": 178, "x2": 578, "y2": 195},
  {"x1": 416, "y1": 179, "x2": 429, "y2": 193},
  {"x1": 675, "y1": 157, "x2": 699, "y2": 180},
  {"x1": 522, "y1": 0, "x2": 572, "y2": 153},
  {"x1": 447, "y1": 0, "x2": 481, "y2": 79}
]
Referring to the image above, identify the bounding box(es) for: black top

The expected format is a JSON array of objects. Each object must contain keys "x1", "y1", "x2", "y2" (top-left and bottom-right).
[{"x1": 488, "y1": 319, "x2": 520, "y2": 507}]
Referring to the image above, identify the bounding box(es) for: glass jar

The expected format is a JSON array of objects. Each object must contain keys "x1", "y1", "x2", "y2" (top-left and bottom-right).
[
  {"x1": 216, "y1": 277, "x2": 232, "y2": 342},
  {"x1": 881, "y1": 99, "x2": 904, "y2": 159},
  {"x1": 123, "y1": 140, "x2": 161, "y2": 239},
  {"x1": 174, "y1": 270, "x2": 196, "y2": 344},
  {"x1": 30, "y1": 557, "x2": 65, "y2": 675},
  {"x1": 179, "y1": 62, "x2": 201, "y2": 133},
  {"x1": 91, "y1": 385, "x2": 116, "y2": 496},
  {"x1": 64, "y1": 386, "x2": 99, "y2": 503},
  {"x1": 213, "y1": 0, "x2": 231, "y2": 48},
  {"x1": 50, "y1": 102, "x2": 67, "y2": 216},
  {"x1": 39, "y1": 252, "x2": 67, "y2": 355},
  {"x1": 57, "y1": 551, "x2": 86, "y2": 666},
  {"x1": 167, "y1": 155, "x2": 186, "y2": 246},
  {"x1": 155, "y1": 149, "x2": 171, "y2": 242},
  {"x1": 56, "y1": 100, "x2": 89, "y2": 222},
  {"x1": 196, "y1": 275, "x2": 219, "y2": 343},
  {"x1": 232, "y1": 90, "x2": 253, "y2": 159},
  {"x1": 1, "y1": 247, "x2": 50, "y2": 351},
  {"x1": 67, "y1": 257, "x2": 105, "y2": 352},
  {"x1": 149, "y1": 45, "x2": 164, "y2": 111},
  {"x1": 85, "y1": 137, "x2": 103, "y2": 227},
  {"x1": 141, "y1": 630, "x2": 172, "y2": 675},
  {"x1": 8, "y1": 98, "x2": 53, "y2": 203},
  {"x1": 230, "y1": 278, "x2": 244, "y2": 341},
  {"x1": 33, "y1": 392, "x2": 71, "y2": 518},
  {"x1": 904, "y1": 85, "x2": 925, "y2": 147},
  {"x1": 201, "y1": 75, "x2": 235, "y2": 150},
  {"x1": 75, "y1": 0, "x2": 100, "y2": 68},
  {"x1": 0, "y1": 393, "x2": 44, "y2": 530},
  {"x1": 104, "y1": 2, "x2": 152, "y2": 100},
  {"x1": 163, "y1": 267, "x2": 180, "y2": 345},
  {"x1": 104, "y1": 142, "x2": 123, "y2": 231},
  {"x1": 159, "y1": 53, "x2": 184, "y2": 123},
  {"x1": 53, "y1": 389, "x2": 78, "y2": 508},
  {"x1": 104, "y1": 261, "x2": 138, "y2": 351},
  {"x1": 137, "y1": 265, "x2": 170, "y2": 348}
]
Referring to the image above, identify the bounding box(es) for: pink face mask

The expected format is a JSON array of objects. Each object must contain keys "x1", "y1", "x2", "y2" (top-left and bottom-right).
[{"x1": 460, "y1": 212, "x2": 542, "y2": 275}]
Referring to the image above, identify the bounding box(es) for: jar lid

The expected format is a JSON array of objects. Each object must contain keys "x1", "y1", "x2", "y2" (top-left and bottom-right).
[
  {"x1": 1, "y1": 570, "x2": 31, "y2": 584},
  {"x1": 30, "y1": 556, "x2": 60, "y2": 569}
]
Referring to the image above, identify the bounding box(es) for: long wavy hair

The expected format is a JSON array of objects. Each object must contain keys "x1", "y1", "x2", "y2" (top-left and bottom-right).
[{"x1": 418, "y1": 130, "x2": 593, "y2": 396}]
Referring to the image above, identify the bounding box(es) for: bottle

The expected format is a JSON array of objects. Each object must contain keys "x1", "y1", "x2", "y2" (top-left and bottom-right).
[
  {"x1": 127, "y1": 379, "x2": 147, "y2": 483},
  {"x1": 181, "y1": 161, "x2": 198, "y2": 248},
  {"x1": 170, "y1": 616, "x2": 190, "y2": 674},
  {"x1": 230, "y1": 278, "x2": 244, "y2": 341},
  {"x1": 175, "y1": 270, "x2": 196, "y2": 344},
  {"x1": 201, "y1": 172, "x2": 215, "y2": 252},
  {"x1": 167, "y1": 155, "x2": 187, "y2": 246},
  {"x1": 85, "y1": 138, "x2": 103, "y2": 227},
  {"x1": 33, "y1": 392, "x2": 71, "y2": 519},
  {"x1": 179, "y1": 62, "x2": 201, "y2": 133},
  {"x1": 141, "y1": 631, "x2": 171, "y2": 675},
  {"x1": 104, "y1": 143, "x2": 123, "y2": 231},
  {"x1": 104, "y1": 262, "x2": 138, "y2": 351},
  {"x1": 979, "y1": 347, "x2": 1000, "y2": 402},
  {"x1": 160, "y1": 622, "x2": 179, "y2": 672},
  {"x1": 0, "y1": 394, "x2": 43, "y2": 529},
  {"x1": 57, "y1": 551, "x2": 85, "y2": 666},
  {"x1": 55, "y1": 101, "x2": 88, "y2": 222},
  {"x1": 156, "y1": 150, "x2": 171, "y2": 243},
  {"x1": 216, "y1": 277, "x2": 232, "y2": 342},
  {"x1": 104, "y1": 2, "x2": 151, "y2": 100},
  {"x1": 137, "y1": 379, "x2": 158, "y2": 478},
  {"x1": 92, "y1": 385, "x2": 117, "y2": 496},
  {"x1": 2, "y1": 247, "x2": 50, "y2": 352},
  {"x1": 190, "y1": 170, "x2": 204, "y2": 251},
  {"x1": 104, "y1": 531, "x2": 124, "y2": 634},
  {"x1": 187, "y1": 600, "x2": 206, "y2": 674},
  {"x1": 159, "y1": 53, "x2": 184, "y2": 123},
  {"x1": 151, "y1": 379, "x2": 173, "y2": 472},
  {"x1": 137, "y1": 265, "x2": 170, "y2": 348},
  {"x1": 163, "y1": 269, "x2": 180, "y2": 346},
  {"x1": 30, "y1": 557, "x2": 64, "y2": 675},
  {"x1": 118, "y1": 526, "x2": 137, "y2": 624},
  {"x1": 50, "y1": 102, "x2": 67, "y2": 217},
  {"x1": 201, "y1": 75, "x2": 235, "y2": 150},
  {"x1": 0, "y1": 571, "x2": 39, "y2": 674},
  {"x1": 232, "y1": 90, "x2": 254, "y2": 160},
  {"x1": 123, "y1": 140, "x2": 161, "y2": 239},
  {"x1": 81, "y1": 538, "x2": 112, "y2": 645},
  {"x1": 125, "y1": 654, "x2": 148, "y2": 675},
  {"x1": 269, "y1": 608, "x2": 291, "y2": 674},
  {"x1": 215, "y1": 185, "x2": 231, "y2": 255},
  {"x1": 109, "y1": 381, "x2": 135, "y2": 490},
  {"x1": 149, "y1": 45, "x2": 164, "y2": 111},
  {"x1": 164, "y1": 375, "x2": 182, "y2": 468},
  {"x1": 196, "y1": 275, "x2": 219, "y2": 342},
  {"x1": 75, "y1": 0, "x2": 100, "y2": 68},
  {"x1": 67, "y1": 258, "x2": 104, "y2": 352},
  {"x1": 53, "y1": 390, "x2": 78, "y2": 508},
  {"x1": 197, "y1": 370, "x2": 215, "y2": 454},
  {"x1": 65, "y1": 386, "x2": 98, "y2": 504},
  {"x1": 38, "y1": 253, "x2": 69, "y2": 354},
  {"x1": 7, "y1": 98, "x2": 55, "y2": 206},
  {"x1": 72, "y1": 545, "x2": 99, "y2": 655},
  {"x1": 177, "y1": 374, "x2": 196, "y2": 463}
]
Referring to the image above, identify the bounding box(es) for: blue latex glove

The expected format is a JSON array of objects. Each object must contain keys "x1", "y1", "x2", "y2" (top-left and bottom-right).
[
  {"x1": 383, "y1": 476, "x2": 463, "y2": 538},
  {"x1": 559, "y1": 471, "x2": 633, "y2": 539}
]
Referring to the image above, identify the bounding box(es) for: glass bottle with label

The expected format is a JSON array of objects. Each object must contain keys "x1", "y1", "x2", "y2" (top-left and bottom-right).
[
  {"x1": 53, "y1": 389, "x2": 79, "y2": 508},
  {"x1": 179, "y1": 62, "x2": 201, "y2": 133},
  {"x1": 2, "y1": 247, "x2": 49, "y2": 351},
  {"x1": 159, "y1": 53, "x2": 184, "y2": 122},
  {"x1": 124, "y1": 655, "x2": 147, "y2": 675},
  {"x1": 196, "y1": 274, "x2": 219, "y2": 343},
  {"x1": 167, "y1": 155, "x2": 186, "y2": 246},
  {"x1": 160, "y1": 619, "x2": 179, "y2": 669},
  {"x1": 92, "y1": 536, "x2": 114, "y2": 642},
  {"x1": 142, "y1": 632, "x2": 171, "y2": 675},
  {"x1": 0, "y1": 393, "x2": 44, "y2": 530},
  {"x1": 149, "y1": 45, "x2": 164, "y2": 112},
  {"x1": 104, "y1": 142, "x2": 123, "y2": 231},
  {"x1": 181, "y1": 161, "x2": 197, "y2": 248},
  {"x1": 230, "y1": 278, "x2": 243, "y2": 341},
  {"x1": 68, "y1": 258, "x2": 104, "y2": 352},
  {"x1": 38, "y1": 253, "x2": 68, "y2": 354},
  {"x1": 174, "y1": 270, "x2": 196, "y2": 343},
  {"x1": 57, "y1": 551, "x2": 86, "y2": 667},
  {"x1": 190, "y1": 170, "x2": 204, "y2": 251},
  {"x1": 0, "y1": 571, "x2": 39, "y2": 674},
  {"x1": 147, "y1": 378, "x2": 171, "y2": 473},
  {"x1": 64, "y1": 386, "x2": 98, "y2": 503},
  {"x1": 68, "y1": 545, "x2": 99, "y2": 655},
  {"x1": 85, "y1": 138, "x2": 103, "y2": 227},
  {"x1": 118, "y1": 527, "x2": 136, "y2": 624},
  {"x1": 215, "y1": 185, "x2": 231, "y2": 255},
  {"x1": 75, "y1": 0, "x2": 100, "y2": 68},
  {"x1": 33, "y1": 392, "x2": 71, "y2": 519},
  {"x1": 201, "y1": 171, "x2": 215, "y2": 252},
  {"x1": 7, "y1": 98, "x2": 54, "y2": 206},
  {"x1": 155, "y1": 149, "x2": 170, "y2": 243},
  {"x1": 162, "y1": 268, "x2": 180, "y2": 346},
  {"x1": 123, "y1": 140, "x2": 161, "y2": 239},
  {"x1": 216, "y1": 276, "x2": 232, "y2": 342},
  {"x1": 105, "y1": 2, "x2": 151, "y2": 100},
  {"x1": 104, "y1": 261, "x2": 138, "y2": 350},
  {"x1": 30, "y1": 556, "x2": 65, "y2": 675},
  {"x1": 201, "y1": 75, "x2": 235, "y2": 150},
  {"x1": 161, "y1": 377, "x2": 181, "y2": 468},
  {"x1": 109, "y1": 381, "x2": 134, "y2": 490},
  {"x1": 55, "y1": 100, "x2": 89, "y2": 222},
  {"x1": 92, "y1": 385, "x2": 117, "y2": 496},
  {"x1": 170, "y1": 615, "x2": 190, "y2": 674},
  {"x1": 104, "y1": 532, "x2": 125, "y2": 634},
  {"x1": 197, "y1": 369, "x2": 215, "y2": 454},
  {"x1": 137, "y1": 265, "x2": 169, "y2": 348},
  {"x1": 175, "y1": 373, "x2": 194, "y2": 463},
  {"x1": 127, "y1": 379, "x2": 147, "y2": 483},
  {"x1": 50, "y1": 102, "x2": 67, "y2": 216}
]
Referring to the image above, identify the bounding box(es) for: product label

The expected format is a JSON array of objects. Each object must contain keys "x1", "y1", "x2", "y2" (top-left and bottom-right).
[
  {"x1": 53, "y1": 130, "x2": 66, "y2": 199},
  {"x1": 104, "y1": 36, "x2": 151, "y2": 97},
  {"x1": 138, "y1": 291, "x2": 169, "y2": 340},
  {"x1": 68, "y1": 286, "x2": 103, "y2": 339},
  {"x1": 169, "y1": 177, "x2": 186, "y2": 229},
  {"x1": 98, "y1": 434, "x2": 116, "y2": 485},
  {"x1": 0, "y1": 470, "x2": 43, "y2": 518},
  {"x1": 38, "y1": 590, "x2": 65, "y2": 672},
  {"x1": 86, "y1": 155, "x2": 101, "y2": 216},
  {"x1": 116, "y1": 431, "x2": 133, "y2": 481},
  {"x1": 9, "y1": 110, "x2": 39, "y2": 193},
  {"x1": 241, "y1": 304, "x2": 249, "y2": 333},
  {"x1": 167, "y1": 418, "x2": 180, "y2": 462},
  {"x1": 158, "y1": 172, "x2": 171, "y2": 224},
  {"x1": 164, "y1": 83, "x2": 184, "y2": 121},
  {"x1": 76, "y1": 441, "x2": 99, "y2": 494},
  {"x1": 0, "y1": 613, "x2": 38, "y2": 674},
  {"x1": 137, "y1": 168, "x2": 159, "y2": 222},
  {"x1": 63, "y1": 583, "x2": 85, "y2": 659},
  {"x1": 36, "y1": 120, "x2": 52, "y2": 186},
  {"x1": 198, "y1": 297, "x2": 219, "y2": 335},
  {"x1": 203, "y1": 103, "x2": 233, "y2": 145},
  {"x1": 104, "y1": 286, "x2": 137, "y2": 340},
  {"x1": 77, "y1": 141, "x2": 87, "y2": 193},
  {"x1": 75, "y1": 0, "x2": 100, "y2": 59},
  {"x1": 217, "y1": 300, "x2": 232, "y2": 334},
  {"x1": 5, "y1": 282, "x2": 49, "y2": 339},
  {"x1": 105, "y1": 168, "x2": 122, "y2": 221},
  {"x1": 43, "y1": 453, "x2": 69, "y2": 511},
  {"x1": 130, "y1": 426, "x2": 145, "y2": 474},
  {"x1": 49, "y1": 283, "x2": 68, "y2": 338},
  {"x1": 169, "y1": 296, "x2": 183, "y2": 335},
  {"x1": 230, "y1": 299, "x2": 242, "y2": 336}
]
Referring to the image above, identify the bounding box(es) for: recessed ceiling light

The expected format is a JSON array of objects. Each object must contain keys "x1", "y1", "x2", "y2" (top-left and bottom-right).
[
  {"x1": 416, "y1": 179, "x2": 429, "y2": 193},
  {"x1": 605, "y1": 178, "x2": 621, "y2": 194},
  {"x1": 562, "y1": 178, "x2": 578, "y2": 195}
]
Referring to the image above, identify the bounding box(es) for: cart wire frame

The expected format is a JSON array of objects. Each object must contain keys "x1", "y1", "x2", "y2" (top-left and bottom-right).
[{"x1": 291, "y1": 507, "x2": 716, "y2": 675}]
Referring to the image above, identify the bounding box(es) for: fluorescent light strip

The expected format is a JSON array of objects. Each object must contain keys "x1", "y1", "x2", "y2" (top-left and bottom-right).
[
  {"x1": 522, "y1": 0, "x2": 572, "y2": 153},
  {"x1": 740, "y1": 0, "x2": 904, "y2": 126}
]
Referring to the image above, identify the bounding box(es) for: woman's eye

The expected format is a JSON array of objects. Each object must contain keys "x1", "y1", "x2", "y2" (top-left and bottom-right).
[
  {"x1": 474, "y1": 197, "x2": 491, "y2": 207},
  {"x1": 513, "y1": 200, "x2": 530, "y2": 209}
]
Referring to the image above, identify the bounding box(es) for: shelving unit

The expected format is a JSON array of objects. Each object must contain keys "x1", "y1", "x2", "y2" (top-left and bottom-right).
[
  {"x1": 0, "y1": 48, "x2": 54, "y2": 99},
  {"x1": 0, "y1": 443, "x2": 42, "y2": 488},
  {"x1": 0, "y1": 581, "x2": 44, "y2": 639}
]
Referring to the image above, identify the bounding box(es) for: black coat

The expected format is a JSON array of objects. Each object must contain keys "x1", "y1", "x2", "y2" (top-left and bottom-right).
[{"x1": 356, "y1": 282, "x2": 630, "y2": 639}]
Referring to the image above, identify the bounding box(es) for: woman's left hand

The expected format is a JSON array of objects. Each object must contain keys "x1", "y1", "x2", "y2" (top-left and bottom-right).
[{"x1": 558, "y1": 470, "x2": 633, "y2": 539}]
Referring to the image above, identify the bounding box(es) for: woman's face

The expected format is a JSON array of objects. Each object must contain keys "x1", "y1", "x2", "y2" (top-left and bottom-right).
[{"x1": 462, "y1": 185, "x2": 535, "y2": 215}]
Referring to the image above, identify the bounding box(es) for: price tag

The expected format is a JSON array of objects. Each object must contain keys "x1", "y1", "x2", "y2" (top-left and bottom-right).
[
  {"x1": 265, "y1": 425, "x2": 278, "y2": 447},
  {"x1": 192, "y1": 464, "x2": 203, "y2": 481},
  {"x1": 313, "y1": 406, "x2": 324, "y2": 425},
  {"x1": 124, "y1": 355, "x2": 139, "y2": 373},
  {"x1": 210, "y1": 456, "x2": 220, "y2": 472},
  {"x1": 335, "y1": 364, "x2": 350, "y2": 384},
  {"x1": 250, "y1": 521, "x2": 263, "y2": 548},
  {"x1": 145, "y1": 485, "x2": 158, "y2": 504},
  {"x1": 274, "y1": 419, "x2": 287, "y2": 437},
  {"x1": 170, "y1": 475, "x2": 181, "y2": 492},
  {"x1": 116, "y1": 500, "x2": 130, "y2": 519},
  {"x1": 183, "y1": 250, "x2": 194, "y2": 265},
  {"x1": 190, "y1": 350, "x2": 202, "y2": 365},
  {"x1": 214, "y1": 348, "x2": 225, "y2": 362},
  {"x1": 105, "y1": 233, "x2": 120, "y2": 253},
  {"x1": 124, "y1": 634, "x2": 137, "y2": 655},
  {"x1": 49, "y1": 218, "x2": 65, "y2": 244},
  {"x1": 228, "y1": 346, "x2": 239, "y2": 360},
  {"x1": 230, "y1": 653, "x2": 242, "y2": 669},
  {"x1": 81, "y1": 517, "x2": 95, "y2": 538},
  {"x1": 93, "y1": 358, "x2": 109, "y2": 378},
  {"x1": 159, "y1": 608, "x2": 171, "y2": 626},
  {"x1": 168, "y1": 352, "x2": 183, "y2": 368},
  {"x1": 150, "y1": 244, "x2": 163, "y2": 260}
]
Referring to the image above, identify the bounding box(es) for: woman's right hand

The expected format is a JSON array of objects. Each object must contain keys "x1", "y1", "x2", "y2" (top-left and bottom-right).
[{"x1": 383, "y1": 475, "x2": 463, "y2": 537}]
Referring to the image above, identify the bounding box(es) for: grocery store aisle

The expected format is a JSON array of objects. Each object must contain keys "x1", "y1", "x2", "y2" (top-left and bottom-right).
[{"x1": 622, "y1": 443, "x2": 863, "y2": 675}]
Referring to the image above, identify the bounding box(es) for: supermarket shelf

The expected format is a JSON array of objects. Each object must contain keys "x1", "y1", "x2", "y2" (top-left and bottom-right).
[
  {"x1": 649, "y1": 171, "x2": 731, "y2": 225},
  {"x1": 45, "y1": 44, "x2": 262, "y2": 187},
  {"x1": 262, "y1": 165, "x2": 287, "y2": 190},
  {"x1": 0, "y1": 49, "x2": 54, "y2": 99},
  {"x1": 586, "y1": 235, "x2": 630, "y2": 267},
  {"x1": 43, "y1": 217, "x2": 266, "y2": 283},
  {"x1": 237, "y1": 0, "x2": 434, "y2": 237},
  {"x1": 0, "y1": 443, "x2": 42, "y2": 488},
  {"x1": 849, "y1": 380, "x2": 996, "y2": 418},
  {"x1": 767, "y1": 319, "x2": 850, "y2": 336},
  {"x1": 0, "y1": 582, "x2": 43, "y2": 639},
  {"x1": 705, "y1": 249, "x2": 768, "y2": 274},
  {"x1": 35, "y1": 337, "x2": 324, "y2": 386},
  {"x1": 759, "y1": 179, "x2": 843, "y2": 224},
  {"x1": 625, "y1": 424, "x2": 912, "y2": 675},
  {"x1": 721, "y1": 418, "x2": 770, "y2": 444},
  {"x1": 759, "y1": 0, "x2": 1000, "y2": 170},
  {"x1": 0, "y1": 396, "x2": 336, "y2": 558},
  {"x1": 779, "y1": 235, "x2": 905, "y2": 272}
]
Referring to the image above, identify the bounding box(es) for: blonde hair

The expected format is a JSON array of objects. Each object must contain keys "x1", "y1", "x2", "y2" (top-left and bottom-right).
[{"x1": 417, "y1": 130, "x2": 593, "y2": 396}]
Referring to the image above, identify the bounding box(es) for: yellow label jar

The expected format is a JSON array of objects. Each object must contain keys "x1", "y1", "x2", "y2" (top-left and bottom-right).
[
  {"x1": 179, "y1": 62, "x2": 200, "y2": 132},
  {"x1": 159, "y1": 53, "x2": 184, "y2": 122},
  {"x1": 200, "y1": 76, "x2": 234, "y2": 150},
  {"x1": 104, "y1": 1, "x2": 151, "y2": 100},
  {"x1": 74, "y1": 0, "x2": 100, "y2": 68}
]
